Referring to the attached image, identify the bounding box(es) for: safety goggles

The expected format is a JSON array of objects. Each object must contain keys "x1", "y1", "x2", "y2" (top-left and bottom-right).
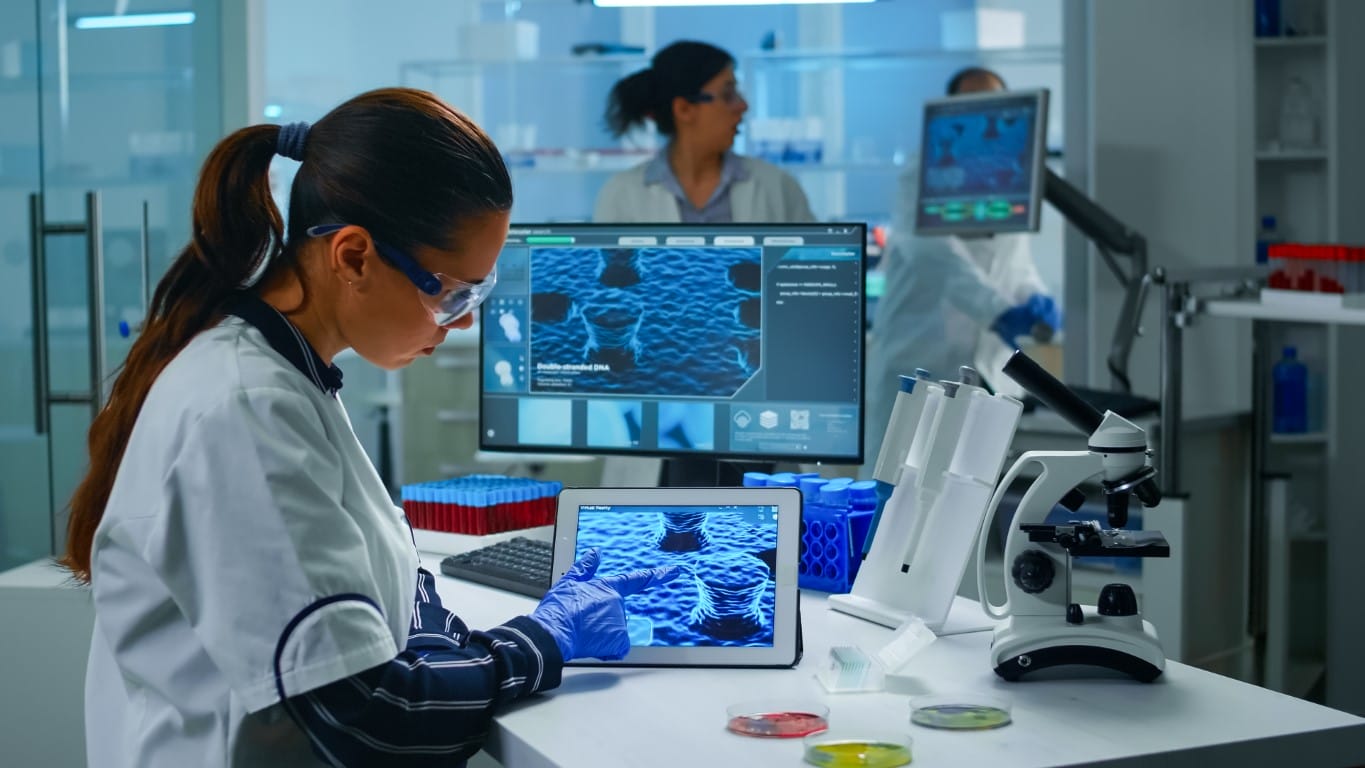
[
  {"x1": 690, "y1": 85, "x2": 745, "y2": 107},
  {"x1": 306, "y1": 224, "x2": 497, "y2": 326}
]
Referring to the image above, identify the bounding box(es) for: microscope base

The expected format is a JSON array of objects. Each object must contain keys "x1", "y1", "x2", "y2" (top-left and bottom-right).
[{"x1": 991, "y1": 610, "x2": 1166, "y2": 683}]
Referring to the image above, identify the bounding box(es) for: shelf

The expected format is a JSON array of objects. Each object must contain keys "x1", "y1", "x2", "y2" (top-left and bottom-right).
[
  {"x1": 742, "y1": 45, "x2": 1063, "y2": 72},
  {"x1": 505, "y1": 160, "x2": 910, "y2": 176},
  {"x1": 1202, "y1": 298, "x2": 1365, "y2": 326},
  {"x1": 1255, "y1": 148, "x2": 1328, "y2": 161},
  {"x1": 402, "y1": 54, "x2": 646, "y2": 78},
  {"x1": 1254, "y1": 36, "x2": 1327, "y2": 48},
  {"x1": 1268, "y1": 431, "x2": 1327, "y2": 445}
]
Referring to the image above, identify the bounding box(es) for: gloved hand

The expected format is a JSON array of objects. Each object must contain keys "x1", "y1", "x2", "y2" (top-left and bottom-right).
[
  {"x1": 992, "y1": 293, "x2": 1062, "y2": 348},
  {"x1": 530, "y1": 548, "x2": 680, "y2": 661}
]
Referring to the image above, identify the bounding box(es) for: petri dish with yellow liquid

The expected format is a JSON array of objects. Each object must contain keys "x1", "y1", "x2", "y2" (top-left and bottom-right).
[{"x1": 802, "y1": 730, "x2": 913, "y2": 768}]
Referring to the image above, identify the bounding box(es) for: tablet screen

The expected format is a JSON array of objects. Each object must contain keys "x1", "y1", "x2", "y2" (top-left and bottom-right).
[
  {"x1": 553, "y1": 486, "x2": 801, "y2": 667},
  {"x1": 574, "y1": 503, "x2": 779, "y2": 648}
]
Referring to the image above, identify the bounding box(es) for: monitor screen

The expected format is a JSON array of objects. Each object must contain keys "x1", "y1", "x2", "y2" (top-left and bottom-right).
[
  {"x1": 914, "y1": 89, "x2": 1049, "y2": 236},
  {"x1": 479, "y1": 222, "x2": 866, "y2": 464}
]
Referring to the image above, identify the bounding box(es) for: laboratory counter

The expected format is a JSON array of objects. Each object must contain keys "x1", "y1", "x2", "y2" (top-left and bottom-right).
[{"x1": 422, "y1": 549, "x2": 1365, "y2": 768}]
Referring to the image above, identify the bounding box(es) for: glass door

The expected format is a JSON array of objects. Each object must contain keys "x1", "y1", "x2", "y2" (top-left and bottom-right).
[
  {"x1": 0, "y1": 0, "x2": 50, "y2": 571},
  {"x1": 0, "y1": 0, "x2": 221, "y2": 571}
]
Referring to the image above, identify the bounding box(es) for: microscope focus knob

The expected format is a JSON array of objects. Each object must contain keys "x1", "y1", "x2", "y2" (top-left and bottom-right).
[
  {"x1": 1011, "y1": 550, "x2": 1055, "y2": 594},
  {"x1": 1098, "y1": 583, "x2": 1139, "y2": 617}
]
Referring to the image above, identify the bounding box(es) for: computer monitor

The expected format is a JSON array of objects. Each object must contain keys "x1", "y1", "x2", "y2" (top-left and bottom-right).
[
  {"x1": 479, "y1": 222, "x2": 866, "y2": 481},
  {"x1": 914, "y1": 88, "x2": 1049, "y2": 236}
]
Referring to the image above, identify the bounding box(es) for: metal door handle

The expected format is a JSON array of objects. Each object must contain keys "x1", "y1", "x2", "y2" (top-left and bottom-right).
[
  {"x1": 30, "y1": 190, "x2": 107, "y2": 429},
  {"x1": 85, "y1": 191, "x2": 107, "y2": 417},
  {"x1": 140, "y1": 200, "x2": 150, "y2": 313},
  {"x1": 28, "y1": 194, "x2": 50, "y2": 435}
]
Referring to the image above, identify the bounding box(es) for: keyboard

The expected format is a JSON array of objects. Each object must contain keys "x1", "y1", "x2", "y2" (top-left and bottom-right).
[{"x1": 439, "y1": 536, "x2": 554, "y2": 598}]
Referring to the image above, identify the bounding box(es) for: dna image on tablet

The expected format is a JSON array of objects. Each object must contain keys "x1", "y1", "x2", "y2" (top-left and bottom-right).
[{"x1": 571, "y1": 504, "x2": 780, "y2": 647}]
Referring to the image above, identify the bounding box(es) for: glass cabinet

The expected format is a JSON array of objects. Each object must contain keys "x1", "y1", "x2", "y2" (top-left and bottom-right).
[{"x1": 0, "y1": 0, "x2": 223, "y2": 570}]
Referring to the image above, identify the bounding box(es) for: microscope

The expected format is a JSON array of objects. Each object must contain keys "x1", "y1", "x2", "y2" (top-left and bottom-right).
[{"x1": 975, "y1": 351, "x2": 1169, "y2": 682}]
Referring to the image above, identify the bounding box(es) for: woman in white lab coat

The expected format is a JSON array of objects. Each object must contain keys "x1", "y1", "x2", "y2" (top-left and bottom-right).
[
  {"x1": 63, "y1": 88, "x2": 676, "y2": 767},
  {"x1": 594, "y1": 40, "x2": 815, "y2": 224}
]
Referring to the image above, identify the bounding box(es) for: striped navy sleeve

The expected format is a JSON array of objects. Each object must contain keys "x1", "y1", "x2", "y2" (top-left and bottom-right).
[{"x1": 289, "y1": 569, "x2": 564, "y2": 767}]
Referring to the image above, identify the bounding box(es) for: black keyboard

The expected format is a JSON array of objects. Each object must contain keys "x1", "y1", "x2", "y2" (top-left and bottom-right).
[{"x1": 440, "y1": 536, "x2": 554, "y2": 598}]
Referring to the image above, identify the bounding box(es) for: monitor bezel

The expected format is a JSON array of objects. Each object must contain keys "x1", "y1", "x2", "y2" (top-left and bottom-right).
[
  {"x1": 913, "y1": 88, "x2": 1051, "y2": 237},
  {"x1": 477, "y1": 221, "x2": 867, "y2": 465}
]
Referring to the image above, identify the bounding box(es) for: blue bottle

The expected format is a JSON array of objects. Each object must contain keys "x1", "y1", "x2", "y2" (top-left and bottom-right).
[
  {"x1": 1272, "y1": 346, "x2": 1307, "y2": 433},
  {"x1": 1255, "y1": 0, "x2": 1281, "y2": 37},
  {"x1": 1256, "y1": 215, "x2": 1279, "y2": 265}
]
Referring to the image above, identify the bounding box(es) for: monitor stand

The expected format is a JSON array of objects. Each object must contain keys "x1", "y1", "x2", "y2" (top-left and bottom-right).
[{"x1": 659, "y1": 458, "x2": 776, "y2": 488}]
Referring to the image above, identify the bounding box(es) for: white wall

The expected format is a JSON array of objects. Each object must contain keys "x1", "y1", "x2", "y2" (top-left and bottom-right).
[{"x1": 1081, "y1": 0, "x2": 1252, "y2": 415}]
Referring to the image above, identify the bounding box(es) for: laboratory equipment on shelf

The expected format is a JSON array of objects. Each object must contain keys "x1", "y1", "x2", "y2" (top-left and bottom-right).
[
  {"x1": 829, "y1": 366, "x2": 1022, "y2": 633},
  {"x1": 976, "y1": 351, "x2": 1169, "y2": 682}
]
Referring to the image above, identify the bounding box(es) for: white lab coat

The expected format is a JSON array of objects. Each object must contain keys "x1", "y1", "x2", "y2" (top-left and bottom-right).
[
  {"x1": 85, "y1": 316, "x2": 418, "y2": 767},
  {"x1": 863, "y1": 159, "x2": 1046, "y2": 472},
  {"x1": 593, "y1": 154, "x2": 815, "y2": 223}
]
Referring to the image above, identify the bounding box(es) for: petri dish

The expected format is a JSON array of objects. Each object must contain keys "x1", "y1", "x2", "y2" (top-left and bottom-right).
[
  {"x1": 909, "y1": 692, "x2": 1012, "y2": 730},
  {"x1": 802, "y1": 730, "x2": 913, "y2": 768},
  {"x1": 725, "y1": 699, "x2": 830, "y2": 738}
]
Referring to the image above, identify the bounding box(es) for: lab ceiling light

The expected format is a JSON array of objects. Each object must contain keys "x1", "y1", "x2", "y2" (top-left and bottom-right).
[
  {"x1": 593, "y1": 0, "x2": 873, "y2": 6},
  {"x1": 73, "y1": 12, "x2": 196, "y2": 30}
]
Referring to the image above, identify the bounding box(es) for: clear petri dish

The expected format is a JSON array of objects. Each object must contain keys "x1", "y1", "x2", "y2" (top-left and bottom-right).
[
  {"x1": 725, "y1": 699, "x2": 830, "y2": 738},
  {"x1": 909, "y1": 692, "x2": 1012, "y2": 730},
  {"x1": 802, "y1": 730, "x2": 913, "y2": 768}
]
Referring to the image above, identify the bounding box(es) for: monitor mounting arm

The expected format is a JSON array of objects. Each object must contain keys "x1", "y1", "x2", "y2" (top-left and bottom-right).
[{"x1": 1044, "y1": 168, "x2": 1148, "y2": 393}]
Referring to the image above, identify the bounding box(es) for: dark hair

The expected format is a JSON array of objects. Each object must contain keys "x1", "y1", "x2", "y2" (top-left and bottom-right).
[
  {"x1": 61, "y1": 87, "x2": 511, "y2": 583},
  {"x1": 605, "y1": 40, "x2": 734, "y2": 137},
  {"x1": 946, "y1": 66, "x2": 1007, "y2": 95}
]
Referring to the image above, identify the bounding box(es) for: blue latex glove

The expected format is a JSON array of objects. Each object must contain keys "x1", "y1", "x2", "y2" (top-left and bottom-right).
[
  {"x1": 530, "y1": 548, "x2": 680, "y2": 661},
  {"x1": 992, "y1": 293, "x2": 1061, "y2": 348}
]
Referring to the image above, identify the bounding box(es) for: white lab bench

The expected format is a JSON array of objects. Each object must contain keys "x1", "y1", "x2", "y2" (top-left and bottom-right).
[
  {"x1": 4, "y1": 540, "x2": 1363, "y2": 768},
  {"x1": 425, "y1": 554, "x2": 1365, "y2": 768}
]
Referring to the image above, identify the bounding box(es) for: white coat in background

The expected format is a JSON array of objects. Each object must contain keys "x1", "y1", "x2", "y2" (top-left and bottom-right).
[
  {"x1": 863, "y1": 159, "x2": 1046, "y2": 474},
  {"x1": 593, "y1": 154, "x2": 814, "y2": 223}
]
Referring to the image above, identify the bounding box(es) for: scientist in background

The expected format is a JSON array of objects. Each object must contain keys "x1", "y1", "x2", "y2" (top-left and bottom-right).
[
  {"x1": 861, "y1": 67, "x2": 1060, "y2": 476},
  {"x1": 594, "y1": 39, "x2": 814, "y2": 223}
]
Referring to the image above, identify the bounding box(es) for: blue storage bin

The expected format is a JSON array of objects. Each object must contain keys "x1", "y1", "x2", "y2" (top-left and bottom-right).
[{"x1": 798, "y1": 501, "x2": 873, "y2": 593}]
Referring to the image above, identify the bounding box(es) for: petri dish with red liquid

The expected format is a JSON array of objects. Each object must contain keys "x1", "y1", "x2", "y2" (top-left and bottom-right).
[{"x1": 725, "y1": 700, "x2": 830, "y2": 738}]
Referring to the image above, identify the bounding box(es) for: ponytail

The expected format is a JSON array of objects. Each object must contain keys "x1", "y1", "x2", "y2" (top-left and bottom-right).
[
  {"x1": 61, "y1": 124, "x2": 286, "y2": 582},
  {"x1": 606, "y1": 69, "x2": 661, "y2": 137}
]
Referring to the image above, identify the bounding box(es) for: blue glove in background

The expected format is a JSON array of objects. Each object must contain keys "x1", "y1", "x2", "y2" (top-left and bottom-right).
[
  {"x1": 992, "y1": 293, "x2": 1061, "y2": 348},
  {"x1": 530, "y1": 548, "x2": 680, "y2": 661}
]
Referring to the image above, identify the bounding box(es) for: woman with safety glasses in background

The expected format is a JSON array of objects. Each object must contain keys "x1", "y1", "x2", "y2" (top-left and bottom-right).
[
  {"x1": 594, "y1": 40, "x2": 815, "y2": 224},
  {"x1": 63, "y1": 87, "x2": 677, "y2": 767}
]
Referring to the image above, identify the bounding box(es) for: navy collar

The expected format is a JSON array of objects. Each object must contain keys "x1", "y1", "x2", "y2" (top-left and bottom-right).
[{"x1": 225, "y1": 292, "x2": 344, "y2": 396}]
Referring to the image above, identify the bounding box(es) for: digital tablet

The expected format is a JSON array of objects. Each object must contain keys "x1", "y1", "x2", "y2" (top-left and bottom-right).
[{"x1": 552, "y1": 486, "x2": 802, "y2": 668}]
